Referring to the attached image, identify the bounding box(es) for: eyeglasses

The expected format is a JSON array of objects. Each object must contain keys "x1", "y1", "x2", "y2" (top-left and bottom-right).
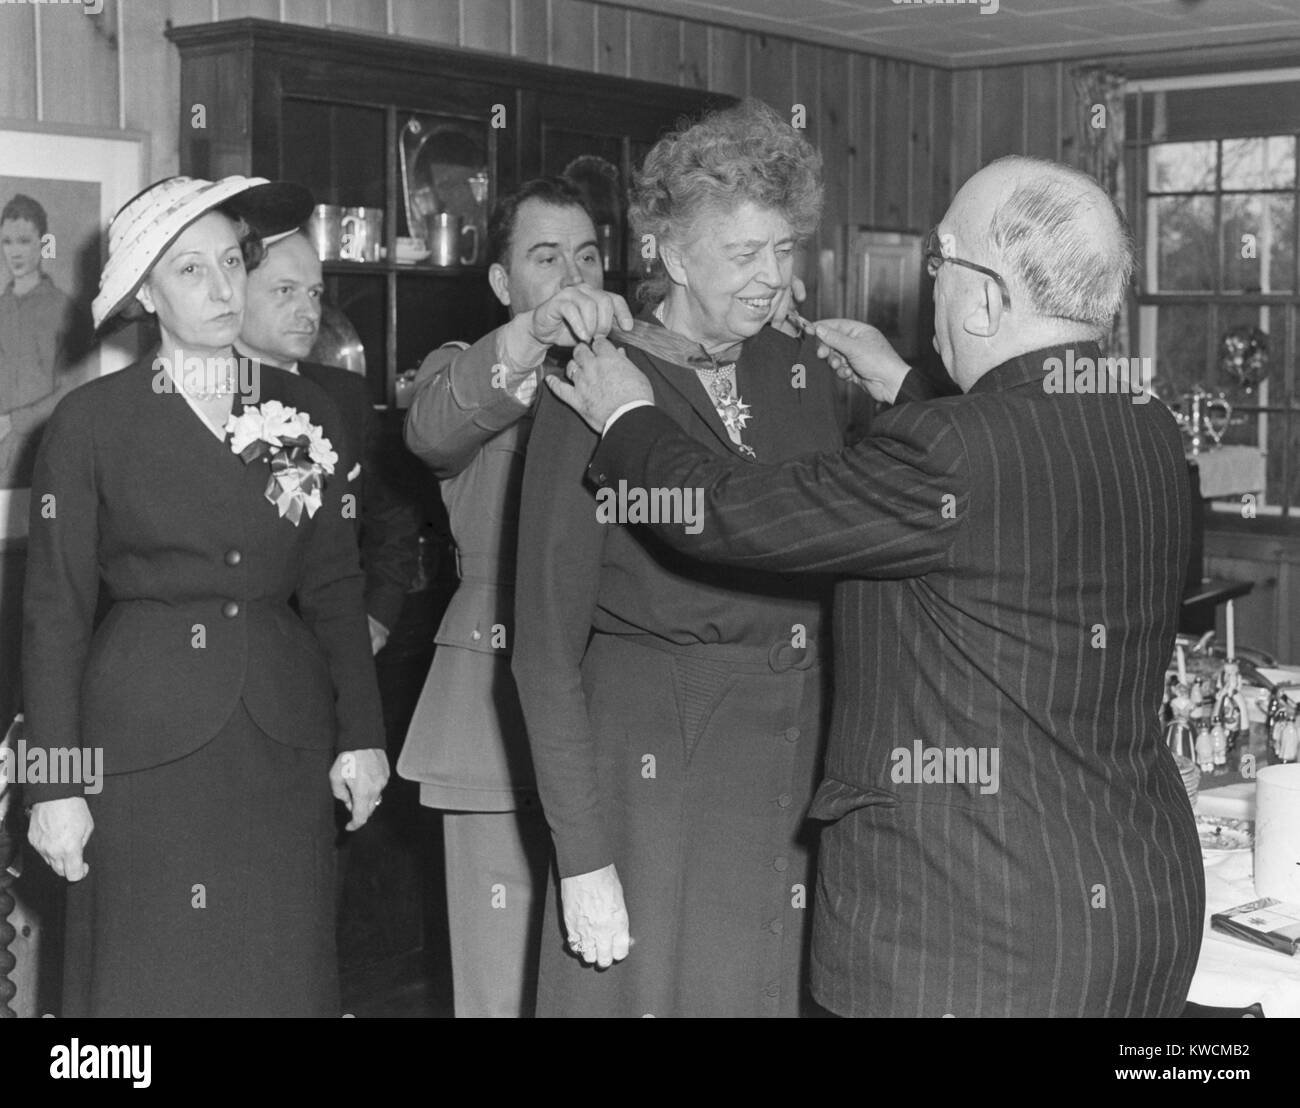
[{"x1": 923, "y1": 228, "x2": 1012, "y2": 312}]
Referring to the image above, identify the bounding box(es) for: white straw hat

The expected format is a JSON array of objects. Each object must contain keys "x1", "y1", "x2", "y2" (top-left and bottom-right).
[{"x1": 93, "y1": 175, "x2": 314, "y2": 330}]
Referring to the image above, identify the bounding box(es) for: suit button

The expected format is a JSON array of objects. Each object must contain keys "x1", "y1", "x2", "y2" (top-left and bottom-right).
[
  {"x1": 768, "y1": 919, "x2": 784, "y2": 935},
  {"x1": 225, "y1": 549, "x2": 242, "y2": 566},
  {"x1": 222, "y1": 601, "x2": 240, "y2": 618},
  {"x1": 471, "y1": 629, "x2": 482, "y2": 641},
  {"x1": 763, "y1": 983, "x2": 780, "y2": 998},
  {"x1": 777, "y1": 793, "x2": 792, "y2": 808},
  {"x1": 783, "y1": 727, "x2": 800, "y2": 743},
  {"x1": 773, "y1": 856, "x2": 788, "y2": 873}
]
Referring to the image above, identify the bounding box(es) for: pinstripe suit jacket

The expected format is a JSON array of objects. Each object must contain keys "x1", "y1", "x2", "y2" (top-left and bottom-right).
[{"x1": 587, "y1": 342, "x2": 1205, "y2": 1017}]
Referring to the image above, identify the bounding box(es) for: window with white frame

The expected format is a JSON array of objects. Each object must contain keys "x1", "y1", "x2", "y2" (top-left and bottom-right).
[{"x1": 1137, "y1": 133, "x2": 1299, "y2": 515}]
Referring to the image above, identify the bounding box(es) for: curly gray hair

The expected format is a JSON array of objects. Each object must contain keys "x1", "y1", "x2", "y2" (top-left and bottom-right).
[{"x1": 630, "y1": 98, "x2": 824, "y2": 304}]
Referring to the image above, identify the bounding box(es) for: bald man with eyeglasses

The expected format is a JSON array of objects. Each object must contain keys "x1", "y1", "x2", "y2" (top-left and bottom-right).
[{"x1": 546, "y1": 155, "x2": 1205, "y2": 1018}]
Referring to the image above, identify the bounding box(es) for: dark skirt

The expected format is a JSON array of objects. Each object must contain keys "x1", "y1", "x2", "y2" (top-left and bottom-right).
[
  {"x1": 62, "y1": 701, "x2": 338, "y2": 1017},
  {"x1": 536, "y1": 633, "x2": 828, "y2": 1018}
]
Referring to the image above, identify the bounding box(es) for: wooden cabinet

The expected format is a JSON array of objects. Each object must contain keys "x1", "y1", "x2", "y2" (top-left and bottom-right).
[{"x1": 168, "y1": 18, "x2": 731, "y2": 408}]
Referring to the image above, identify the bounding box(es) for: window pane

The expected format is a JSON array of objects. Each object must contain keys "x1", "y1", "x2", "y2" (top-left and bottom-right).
[
  {"x1": 1215, "y1": 303, "x2": 1276, "y2": 404},
  {"x1": 1153, "y1": 195, "x2": 1216, "y2": 291},
  {"x1": 1266, "y1": 415, "x2": 1297, "y2": 512},
  {"x1": 1222, "y1": 194, "x2": 1296, "y2": 293},
  {"x1": 1150, "y1": 141, "x2": 1217, "y2": 192},
  {"x1": 1221, "y1": 136, "x2": 1296, "y2": 190},
  {"x1": 1152, "y1": 304, "x2": 1210, "y2": 400}
]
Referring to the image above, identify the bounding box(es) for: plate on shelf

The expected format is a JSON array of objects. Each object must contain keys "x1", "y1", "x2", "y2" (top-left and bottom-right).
[{"x1": 1196, "y1": 814, "x2": 1254, "y2": 858}]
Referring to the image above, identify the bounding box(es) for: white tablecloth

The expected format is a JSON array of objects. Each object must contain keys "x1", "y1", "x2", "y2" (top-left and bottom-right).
[{"x1": 1187, "y1": 848, "x2": 1300, "y2": 1016}]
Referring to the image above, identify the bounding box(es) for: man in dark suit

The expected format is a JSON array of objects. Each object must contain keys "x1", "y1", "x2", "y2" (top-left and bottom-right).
[
  {"x1": 239, "y1": 230, "x2": 418, "y2": 653},
  {"x1": 547, "y1": 155, "x2": 1205, "y2": 1017}
]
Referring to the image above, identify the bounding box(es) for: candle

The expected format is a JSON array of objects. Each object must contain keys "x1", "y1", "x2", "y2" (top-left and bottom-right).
[
  {"x1": 1176, "y1": 644, "x2": 1187, "y2": 683},
  {"x1": 1225, "y1": 600, "x2": 1235, "y2": 661}
]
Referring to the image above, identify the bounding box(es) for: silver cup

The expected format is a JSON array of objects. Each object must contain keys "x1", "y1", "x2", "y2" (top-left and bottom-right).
[
  {"x1": 425, "y1": 212, "x2": 478, "y2": 269},
  {"x1": 305, "y1": 204, "x2": 344, "y2": 261},
  {"x1": 340, "y1": 207, "x2": 384, "y2": 263}
]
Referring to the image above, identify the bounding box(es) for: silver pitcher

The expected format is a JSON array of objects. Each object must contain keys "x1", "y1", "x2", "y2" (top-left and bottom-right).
[
  {"x1": 340, "y1": 207, "x2": 384, "y2": 263},
  {"x1": 425, "y1": 212, "x2": 479, "y2": 268},
  {"x1": 305, "y1": 204, "x2": 344, "y2": 261}
]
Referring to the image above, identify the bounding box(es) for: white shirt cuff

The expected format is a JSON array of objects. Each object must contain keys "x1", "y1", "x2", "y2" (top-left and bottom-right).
[
  {"x1": 602, "y1": 399, "x2": 655, "y2": 437},
  {"x1": 494, "y1": 330, "x2": 544, "y2": 406}
]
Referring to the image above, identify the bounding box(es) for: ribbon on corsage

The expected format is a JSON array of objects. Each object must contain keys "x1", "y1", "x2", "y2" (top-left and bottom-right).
[{"x1": 226, "y1": 400, "x2": 338, "y2": 526}]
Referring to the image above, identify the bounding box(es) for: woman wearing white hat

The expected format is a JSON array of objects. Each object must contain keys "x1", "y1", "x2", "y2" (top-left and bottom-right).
[{"x1": 21, "y1": 175, "x2": 389, "y2": 1016}]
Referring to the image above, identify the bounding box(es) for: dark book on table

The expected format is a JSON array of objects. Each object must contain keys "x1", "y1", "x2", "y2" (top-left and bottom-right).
[{"x1": 1211, "y1": 898, "x2": 1300, "y2": 956}]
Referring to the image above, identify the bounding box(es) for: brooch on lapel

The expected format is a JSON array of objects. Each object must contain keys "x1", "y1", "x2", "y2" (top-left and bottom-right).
[{"x1": 226, "y1": 400, "x2": 337, "y2": 525}]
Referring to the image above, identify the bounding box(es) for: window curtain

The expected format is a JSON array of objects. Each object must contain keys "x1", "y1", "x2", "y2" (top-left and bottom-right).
[{"x1": 1071, "y1": 66, "x2": 1129, "y2": 354}]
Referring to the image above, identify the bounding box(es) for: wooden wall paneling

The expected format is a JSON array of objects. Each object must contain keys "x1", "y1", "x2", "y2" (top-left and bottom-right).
[
  {"x1": 627, "y1": 9, "x2": 680, "y2": 86},
  {"x1": 328, "y1": 0, "x2": 387, "y2": 34},
  {"x1": 389, "y1": 0, "x2": 458, "y2": 43},
  {"x1": 951, "y1": 68, "x2": 982, "y2": 191},
  {"x1": 708, "y1": 24, "x2": 746, "y2": 98},
  {"x1": 218, "y1": 0, "x2": 278, "y2": 18},
  {"x1": 122, "y1": 0, "x2": 211, "y2": 181},
  {"x1": 791, "y1": 42, "x2": 818, "y2": 142},
  {"x1": 1206, "y1": 554, "x2": 1283, "y2": 661},
  {"x1": 680, "y1": 20, "x2": 708, "y2": 90},
  {"x1": 848, "y1": 54, "x2": 874, "y2": 226},
  {"x1": 1281, "y1": 560, "x2": 1297, "y2": 665},
  {"x1": 908, "y1": 66, "x2": 934, "y2": 232},
  {"x1": 549, "y1": 0, "x2": 595, "y2": 71},
  {"x1": 281, "y1": 0, "x2": 328, "y2": 25},
  {"x1": 594, "y1": 2, "x2": 627, "y2": 77},
  {"x1": 0, "y1": 6, "x2": 36, "y2": 120},
  {"x1": 510, "y1": 0, "x2": 548, "y2": 61},
  {"x1": 179, "y1": 45, "x2": 249, "y2": 180},
  {"x1": 38, "y1": 0, "x2": 120, "y2": 129},
  {"x1": 979, "y1": 65, "x2": 1024, "y2": 165},
  {"x1": 873, "y1": 57, "x2": 910, "y2": 230},
  {"x1": 1024, "y1": 62, "x2": 1061, "y2": 160},
  {"x1": 930, "y1": 67, "x2": 953, "y2": 225},
  {"x1": 462, "y1": 0, "x2": 512, "y2": 55},
  {"x1": 813, "y1": 46, "x2": 850, "y2": 317},
  {"x1": 790, "y1": 42, "x2": 822, "y2": 311},
  {"x1": 748, "y1": 33, "x2": 793, "y2": 113}
]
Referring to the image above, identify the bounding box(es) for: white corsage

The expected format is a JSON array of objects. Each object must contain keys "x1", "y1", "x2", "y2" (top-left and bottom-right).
[{"x1": 226, "y1": 400, "x2": 338, "y2": 525}]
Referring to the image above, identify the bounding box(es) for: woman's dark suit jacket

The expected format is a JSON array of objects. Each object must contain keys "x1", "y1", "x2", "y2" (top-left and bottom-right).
[{"x1": 21, "y1": 354, "x2": 385, "y2": 805}]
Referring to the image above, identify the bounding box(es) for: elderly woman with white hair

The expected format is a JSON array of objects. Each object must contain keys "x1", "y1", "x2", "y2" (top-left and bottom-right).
[
  {"x1": 21, "y1": 175, "x2": 388, "y2": 1016},
  {"x1": 512, "y1": 100, "x2": 868, "y2": 1017}
]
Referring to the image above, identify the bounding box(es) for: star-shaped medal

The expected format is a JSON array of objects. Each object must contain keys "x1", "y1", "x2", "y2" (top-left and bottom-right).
[{"x1": 719, "y1": 396, "x2": 752, "y2": 435}]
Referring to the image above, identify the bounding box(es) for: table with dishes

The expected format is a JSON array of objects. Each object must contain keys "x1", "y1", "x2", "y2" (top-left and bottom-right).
[{"x1": 1169, "y1": 646, "x2": 1300, "y2": 1016}]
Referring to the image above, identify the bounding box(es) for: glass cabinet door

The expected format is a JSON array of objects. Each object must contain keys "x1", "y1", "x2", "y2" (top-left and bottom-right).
[{"x1": 398, "y1": 113, "x2": 491, "y2": 268}]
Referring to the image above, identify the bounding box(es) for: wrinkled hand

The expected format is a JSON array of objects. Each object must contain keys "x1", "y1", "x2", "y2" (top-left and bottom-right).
[
  {"x1": 330, "y1": 747, "x2": 389, "y2": 831},
  {"x1": 527, "y1": 286, "x2": 635, "y2": 347},
  {"x1": 367, "y1": 615, "x2": 390, "y2": 655},
  {"x1": 811, "y1": 317, "x2": 912, "y2": 403},
  {"x1": 560, "y1": 863, "x2": 631, "y2": 969},
  {"x1": 545, "y1": 335, "x2": 654, "y2": 433},
  {"x1": 28, "y1": 797, "x2": 93, "y2": 881},
  {"x1": 770, "y1": 276, "x2": 808, "y2": 338}
]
